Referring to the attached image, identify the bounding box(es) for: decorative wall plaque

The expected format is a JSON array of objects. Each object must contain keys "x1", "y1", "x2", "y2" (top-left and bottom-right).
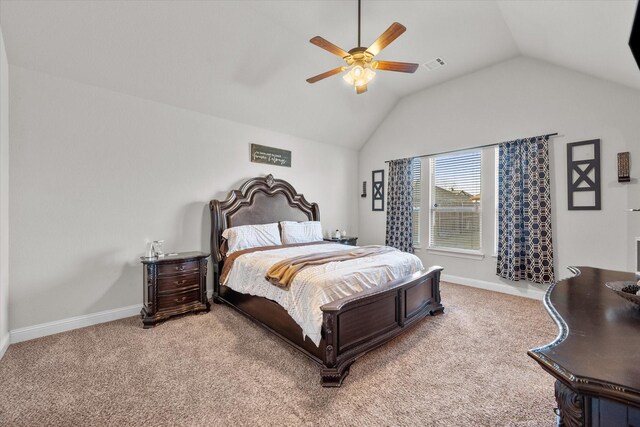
[
  {"x1": 567, "y1": 139, "x2": 601, "y2": 210},
  {"x1": 372, "y1": 170, "x2": 384, "y2": 211},
  {"x1": 250, "y1": 144, "x2": 291, "y2": 167},
  {"x1": 617, "y1": 152, "x2": 630, "y2": 183}
]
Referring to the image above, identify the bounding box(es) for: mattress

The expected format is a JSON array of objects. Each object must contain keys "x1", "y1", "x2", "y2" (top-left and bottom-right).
[{"x1": 222, "y1": 243, "x2": 424, "y2": 346}]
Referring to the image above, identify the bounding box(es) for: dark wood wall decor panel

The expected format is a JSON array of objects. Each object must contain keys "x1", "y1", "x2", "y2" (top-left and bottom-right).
[
  {"x1": 372, "y1": 170, "x2": 384, "y2": 211},
  {"x1": 567, "y1": 139, "x2": 601, "y2": 210}
]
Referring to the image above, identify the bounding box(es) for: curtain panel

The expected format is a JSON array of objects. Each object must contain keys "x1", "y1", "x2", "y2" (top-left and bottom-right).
[
  {"x1": 385, "y1": 158, "x2": 415, "y2": 253},
  {"x1": 496, "y1": 136, "x2": 555, "y2": 284}
]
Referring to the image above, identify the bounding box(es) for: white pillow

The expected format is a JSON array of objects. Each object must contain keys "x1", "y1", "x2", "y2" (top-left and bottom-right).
[
  {"x1": 222, "y1": 223, "x2": 281, "y2": 255},
  {"x1": 280, "y1": 221, "x2": 323, "y2": 244}
]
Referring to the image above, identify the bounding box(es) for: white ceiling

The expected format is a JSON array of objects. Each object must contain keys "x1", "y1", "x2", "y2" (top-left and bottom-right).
[{"x1": 0, "y1": 1, "x2": 638, "y2": 150}]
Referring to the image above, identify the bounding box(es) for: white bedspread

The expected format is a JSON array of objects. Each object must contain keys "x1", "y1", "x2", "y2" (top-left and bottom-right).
[{"x1": 222, "y1": 243, "x2": 424, "y2": 346}]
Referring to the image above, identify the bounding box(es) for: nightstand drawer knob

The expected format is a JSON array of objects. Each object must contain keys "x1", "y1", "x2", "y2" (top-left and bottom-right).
[
  {"x1": 175, "y1": 280, "x2": 187, "y2": 286},
  {"x1": 175, "y1": 266, "x2": 185, "y2": 271},
  {"x1": 175, "y1": 296, "x2": 187, "y2": 303}
]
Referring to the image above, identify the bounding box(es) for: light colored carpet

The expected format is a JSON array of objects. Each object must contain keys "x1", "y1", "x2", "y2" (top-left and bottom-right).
[{"x1": 0, "y1": 282, "x2": 557, "y2": 426}]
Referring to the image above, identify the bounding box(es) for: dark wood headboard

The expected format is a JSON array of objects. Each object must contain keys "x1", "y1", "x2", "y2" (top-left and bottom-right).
[{"x1": 209, "y1": 174, "x2": 320, "y2": 266}]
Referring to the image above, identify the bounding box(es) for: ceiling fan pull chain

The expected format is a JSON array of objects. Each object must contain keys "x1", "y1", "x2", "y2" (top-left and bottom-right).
[{"x1": 358, "y1": 0, "x2": 361, "y2": 47}]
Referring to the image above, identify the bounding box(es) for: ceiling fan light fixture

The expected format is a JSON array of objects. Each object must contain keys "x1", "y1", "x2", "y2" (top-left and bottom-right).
[
  {"x1": 342, "y1": 72, "x2": 355, "y2": 86},
  {"x1": 343, "y1": 63, "x2": 375, "y2": 88}
]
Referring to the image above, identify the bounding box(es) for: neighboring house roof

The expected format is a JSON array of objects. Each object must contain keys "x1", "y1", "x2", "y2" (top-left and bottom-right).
[{"x1": 434, "y1": 186, "x2": 480, "y2": 208}]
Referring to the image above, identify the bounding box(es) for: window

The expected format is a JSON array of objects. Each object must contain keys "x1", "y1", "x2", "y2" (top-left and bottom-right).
[
  {"x1": 429, "y1": 151, "x2": 482, "y2": 252},
  {"x1": 412, "y1": 158, "x2": 421, "y2": 247}
]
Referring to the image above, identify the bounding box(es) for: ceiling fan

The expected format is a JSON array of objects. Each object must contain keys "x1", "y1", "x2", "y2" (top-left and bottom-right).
[{"x1": 306, "y1": 0, "x2": 418, "y2": 94}]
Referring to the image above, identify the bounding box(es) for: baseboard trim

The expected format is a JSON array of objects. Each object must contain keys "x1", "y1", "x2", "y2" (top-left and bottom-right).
[
  {"x1": 0, "y1": 333, "x2": 9, "y2": 360},
  {"x1": 10, "y1": 290, "x2": 215, "y2": 344},
  {"x1": 441, "y1": 274, "x2": 547, "y2": 300},
  {"x1": 10, "y1": 304, "x2": 143, "y2": 344}
]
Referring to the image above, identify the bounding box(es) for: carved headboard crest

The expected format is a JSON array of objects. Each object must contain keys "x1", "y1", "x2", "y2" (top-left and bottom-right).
[
  {"x1": 209, "y1": 175, "x2": 320, "y2": 265},
  {"x1": 265, "y1": 174, "x2": 275, "y2": 187}
]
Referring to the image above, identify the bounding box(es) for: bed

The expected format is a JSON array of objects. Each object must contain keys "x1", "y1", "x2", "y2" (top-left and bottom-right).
[{"x1": 209, "y1": 174, "x2": 444, "y2": 386}]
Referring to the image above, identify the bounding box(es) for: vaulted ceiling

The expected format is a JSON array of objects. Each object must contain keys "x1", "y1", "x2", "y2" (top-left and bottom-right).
[{"x1": 1, "y1": 1, "x2": 638, "y2": 150}]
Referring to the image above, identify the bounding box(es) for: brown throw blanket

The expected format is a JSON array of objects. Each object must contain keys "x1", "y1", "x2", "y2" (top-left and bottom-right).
[{"x1": 266, "y1": 245, "x2": 395, "y2": 290}]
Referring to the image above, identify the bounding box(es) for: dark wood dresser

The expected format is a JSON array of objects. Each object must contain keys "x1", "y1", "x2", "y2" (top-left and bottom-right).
[
  {"x1": 528, "y1": 267, "x2": 640, "y2": 426},
  {"x1": 140, "y1": 251, "x2": 210, "y2": 328}
]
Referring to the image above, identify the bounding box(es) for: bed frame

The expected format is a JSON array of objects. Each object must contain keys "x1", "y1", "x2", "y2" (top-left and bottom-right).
[{"x1": 209, "y1": 174, "x2": 443, "y2": 386}]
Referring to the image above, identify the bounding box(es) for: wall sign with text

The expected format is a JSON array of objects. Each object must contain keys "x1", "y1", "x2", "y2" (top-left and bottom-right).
[{"x1": 250, "y1": 144, "x2": 291, "y2": 167}]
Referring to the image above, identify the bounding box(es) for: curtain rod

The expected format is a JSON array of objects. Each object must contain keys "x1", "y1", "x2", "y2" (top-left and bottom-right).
[{"x1": 384, "y1": 133, "x2": 558, "y2": 163}]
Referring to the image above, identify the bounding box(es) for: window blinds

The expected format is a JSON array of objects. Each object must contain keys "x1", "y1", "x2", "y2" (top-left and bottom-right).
[{"x1": 429, "y1": 151, "x2": 481, "y2": 251}]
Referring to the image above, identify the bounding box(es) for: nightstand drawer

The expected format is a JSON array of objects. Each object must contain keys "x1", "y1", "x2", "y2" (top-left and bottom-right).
[
  {"x1": 157, "y1": 260, "x2": 199, "y2": 276},
  {"x1": 157, "y1": 274, "x2": 200, "y2": 294},
  {"x1": 158, "y1": 289, "x2": 200, "y2": 311}
]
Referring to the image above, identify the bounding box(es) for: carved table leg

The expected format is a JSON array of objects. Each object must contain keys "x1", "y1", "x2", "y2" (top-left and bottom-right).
[{"x1": 555, "y1": 380, "x2": 584, "y2": 427}]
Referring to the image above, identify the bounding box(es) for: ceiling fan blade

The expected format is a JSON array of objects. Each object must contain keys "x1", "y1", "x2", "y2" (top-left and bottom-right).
[
  {"x1": 373, "y1": 61, "x2": 419, "y2": 73},
  {"x1": 310, "y1": 36, "x2": 351, "y2": 59},
  {"x1": 306, "y1": 66, "x2": 347, "y2": 84},
  {"x1": 356, "y1": 84, "x2": 368, "y2": 95},
  {"x1": 366, "y1": 22, "x2": 406, "y2": 56}
]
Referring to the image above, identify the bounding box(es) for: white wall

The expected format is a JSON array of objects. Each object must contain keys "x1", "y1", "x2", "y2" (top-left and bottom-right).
[
  {"x1": 359, "y1": 56, "x2": 640, "y2": 295},
  {"x1": 9, "y1": 66, "x2": 359, "y2": 331},
  {"x1": 0, "y1": 26, "x2": 9, "y2": 356}
]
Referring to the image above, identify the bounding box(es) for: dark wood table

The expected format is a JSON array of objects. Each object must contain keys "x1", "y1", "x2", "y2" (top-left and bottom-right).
[
  {"x1": 140, "y1": 251, "x2": 210, "y2": 328},
  {"x1": 528, "y1": 267, "x2": 640, "y2": 426}
]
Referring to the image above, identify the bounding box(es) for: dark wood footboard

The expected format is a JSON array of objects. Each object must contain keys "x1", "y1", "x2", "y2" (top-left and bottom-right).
[
  {"x1": 215, "y1": 266, "x2": 443, "y2": 387},
  {"x1": 319, "y1": 266, "x2": 443, "y2": 386}
]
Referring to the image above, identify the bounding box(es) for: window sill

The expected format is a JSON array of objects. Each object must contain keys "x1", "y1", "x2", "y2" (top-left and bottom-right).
[{"x1": 427, "y1": 247, "x2": 485, "y2": 260}]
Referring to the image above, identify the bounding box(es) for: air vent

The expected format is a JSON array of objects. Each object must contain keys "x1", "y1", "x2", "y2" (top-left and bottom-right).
[{"x1": 424, "y1": 57, "x2": 446, "y2": 71}]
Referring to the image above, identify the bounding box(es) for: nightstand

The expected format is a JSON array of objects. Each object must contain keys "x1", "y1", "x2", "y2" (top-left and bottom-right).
[
  {"x1": 323, "y1": 236, "x2": 358, "y2": 246},
  {"x1": 140, "y1": 251, "x2": 210, "y2": 328}
]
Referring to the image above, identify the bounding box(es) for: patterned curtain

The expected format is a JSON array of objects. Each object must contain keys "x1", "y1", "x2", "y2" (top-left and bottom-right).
[
  {"x1": 385, "y1": 158, "x2": 414, "y2": 253},
  {"x1": 496, "y1": 136, "x2": 555, "y2": 284}
]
